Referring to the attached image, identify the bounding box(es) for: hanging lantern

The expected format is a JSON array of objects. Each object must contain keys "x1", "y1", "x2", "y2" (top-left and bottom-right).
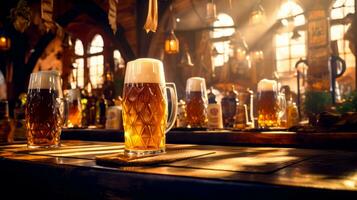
[
  {"x1": 164, "y1": 30, "x2": 179, "y2": 54},
  {"x1": 0, "y1": 35, "x2": 11, "y2": 51},
  {"x1": 250, "y1": 1, "x2": 265, "y2": 25}
]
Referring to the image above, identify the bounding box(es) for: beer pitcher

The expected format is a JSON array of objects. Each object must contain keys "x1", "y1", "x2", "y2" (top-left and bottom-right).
[{"x1": 122, "y1": 58, "x2": 177, "y2": 156}]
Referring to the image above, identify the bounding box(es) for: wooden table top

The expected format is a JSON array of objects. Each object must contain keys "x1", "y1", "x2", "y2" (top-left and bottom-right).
[
  {"x1": 62, "y1": 128, "x2": 357, "y2": 149},
  {"x1": 1, "y1": 140, "x2": 357, "y2": 199}
]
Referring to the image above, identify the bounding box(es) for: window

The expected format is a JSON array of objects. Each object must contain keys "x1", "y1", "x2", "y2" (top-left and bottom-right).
[
  {"x1": 88, "y1": 34, "x2": 104, "y2": 88},
  {"x1": 275, "y1": 1, "x2": 306, "y2": 75},
  {"x1": 113, "y1": 50, "x2": 125, "y2": 69},
  {"x1": 72, "y1": 39, "x2": 84, "y2": 88},
  {"x1": 331, "y1": 0, "x2": 355, "y2": 69},
  {"x1": 211, "y1": 13, "x2": 235, "y2": 67}
]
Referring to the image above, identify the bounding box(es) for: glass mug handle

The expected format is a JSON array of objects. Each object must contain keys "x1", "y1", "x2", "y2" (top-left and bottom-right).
[{"x1": 164, "y1": 82, "x2": 178, "y2": 133}]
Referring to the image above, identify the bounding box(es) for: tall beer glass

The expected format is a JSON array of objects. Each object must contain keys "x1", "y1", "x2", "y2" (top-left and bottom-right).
[
  {"x1": 185, "y1": 77, "x2": 208, "y2": 128},
  {"x1": 122, "y1": 58, "x2": 177, "y2": 156},
  {"x1": 26, "y1": 71, "x2": 64, "y2": 148},
  {"x1": 257, "y1": 79, "x2": 285, "y2": 128},
  {"x1": 66, "y1": 88, "x2": 82, "y2": 128}
]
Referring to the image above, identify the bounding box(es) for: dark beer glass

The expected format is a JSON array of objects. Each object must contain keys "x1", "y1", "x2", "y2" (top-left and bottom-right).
[
  {"x1": 122, "y1": 58, "x2": 177, "y2": 156},
  {"x1": 185, "y1": 77, "x2": 208, "y2": 128},
  {"x1": 25, "y1": 71, "x2": 63, "y2": 148}
]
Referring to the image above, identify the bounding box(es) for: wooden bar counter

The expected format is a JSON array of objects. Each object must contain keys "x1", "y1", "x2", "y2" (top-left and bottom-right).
[{"x1": 1, "y1": 134, "x2": 357, "y2": 199}]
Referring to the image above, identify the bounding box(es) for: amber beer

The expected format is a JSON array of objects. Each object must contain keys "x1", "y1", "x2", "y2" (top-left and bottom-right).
[
  {"x1": 257, "y1": 79, "x2": 279, "y2": 128},
  {"x1": 122, "y1": 58, "x2": 177, "y2": 156},
  {"x1": 25, "y1": 71, "x2": 63, "y2": 148},
  {"x1": 66, "y1": 89, "x2": 82, "y2": 127},
  {"x1": 185, "y1": 77, "x2": 208, "y2": 128}
]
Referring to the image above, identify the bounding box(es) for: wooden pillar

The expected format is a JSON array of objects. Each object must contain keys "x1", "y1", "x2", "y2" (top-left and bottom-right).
[{"x1": 306, "y1": 2, "x2": 330, "y2": 91}]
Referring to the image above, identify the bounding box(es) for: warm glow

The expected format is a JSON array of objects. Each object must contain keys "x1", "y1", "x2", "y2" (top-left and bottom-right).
[
  {"x1": 0, "y1": 36, "x2": 10, "y2": 50},
  {"x1": 164, "y1": 31, "x2": 179, "y2": 54},
  {"x1": 31, "y1": 145, "x2": 124, "y2": 158}
]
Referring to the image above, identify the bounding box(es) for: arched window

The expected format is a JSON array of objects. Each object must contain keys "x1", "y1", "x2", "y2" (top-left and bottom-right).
[
  {"x1": 88, "y1": 34, "x2": 104, "y2": 88},
  {"x1": 275, "y1": 1, "x2": 306, "y2": 75},
  {"x1": 72, "y1": 39, "x2": 84, "y2": 88},
  {"x1": 113, "y1": 50, "x2": 125, "y2": 69},
  {"x1": 212, "y1": 13, "x2": 235, "y2": 67},
  {"x1": 331, "y1": 0, "x2": 355, "y2": 69}
]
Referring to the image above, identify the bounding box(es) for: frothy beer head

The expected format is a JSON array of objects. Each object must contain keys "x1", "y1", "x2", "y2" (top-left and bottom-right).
[
  {"x1": 125, "y1": 58, "x2": 165, "y2": 84},
  {"x1": 28, "y1": 70, "x2": 61, "y2": 89},
  {"x1": 186, "y1": 77, "x2": 207, "y2": 92},
  {"x1": 257, "y1": 79, "x2": 277, "y2": 92}
]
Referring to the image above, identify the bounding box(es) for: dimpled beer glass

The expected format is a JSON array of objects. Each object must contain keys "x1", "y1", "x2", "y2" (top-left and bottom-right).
[
  {"x1": 185, "y1": 77, "x2": 208, "y2": 128},
  {"x1": 257, "y1": 79, "x2": 286, "y2": 128},
  {"x1": 122, "y1": 58, "x2": 177, "y2": 156},
  {"x1": 25, "y1": 71, "x2": 64, "y2": 148}
]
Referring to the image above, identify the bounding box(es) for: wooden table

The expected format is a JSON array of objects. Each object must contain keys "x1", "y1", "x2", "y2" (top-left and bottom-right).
[
  {"x1": 62, "y1": 128, "x2": 357, "y2": 149},
  {"x1": 1, "y1": 140, "x2": 357, "y2": 199}
]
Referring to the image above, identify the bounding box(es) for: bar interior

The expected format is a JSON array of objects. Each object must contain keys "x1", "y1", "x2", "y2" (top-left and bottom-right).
[{"x1": 1, "y1": 0, "x2": 357, "y2": 199}]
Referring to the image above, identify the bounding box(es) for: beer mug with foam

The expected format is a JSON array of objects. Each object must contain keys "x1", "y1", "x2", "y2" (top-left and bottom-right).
[
  {"x1": 25, "y1": 71, "x2": 64, "y2": 148},
  {"x1": 257, "y1": 79, "x2": 286, "y2": 128},
  {"x1": 122, "y1": 58, "x2": 177, "y2": 156},
  {"x1": 185, "y1": 77, "x2": 208, "y2": 128}
]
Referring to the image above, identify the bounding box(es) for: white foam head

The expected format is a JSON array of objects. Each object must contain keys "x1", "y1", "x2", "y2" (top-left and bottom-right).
[
  {"x1": 28, "y1": 70, "x2": 61, "y2": 89},
  {"x1": 257, "y1": 79, "x2": 277, "y2": 92},
  {"x1": 186, "y1": 77, "x2": 207, "y2": 92},
  {"x1": 124, "y1": 58, "x2": 165, "y2": 84}
]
